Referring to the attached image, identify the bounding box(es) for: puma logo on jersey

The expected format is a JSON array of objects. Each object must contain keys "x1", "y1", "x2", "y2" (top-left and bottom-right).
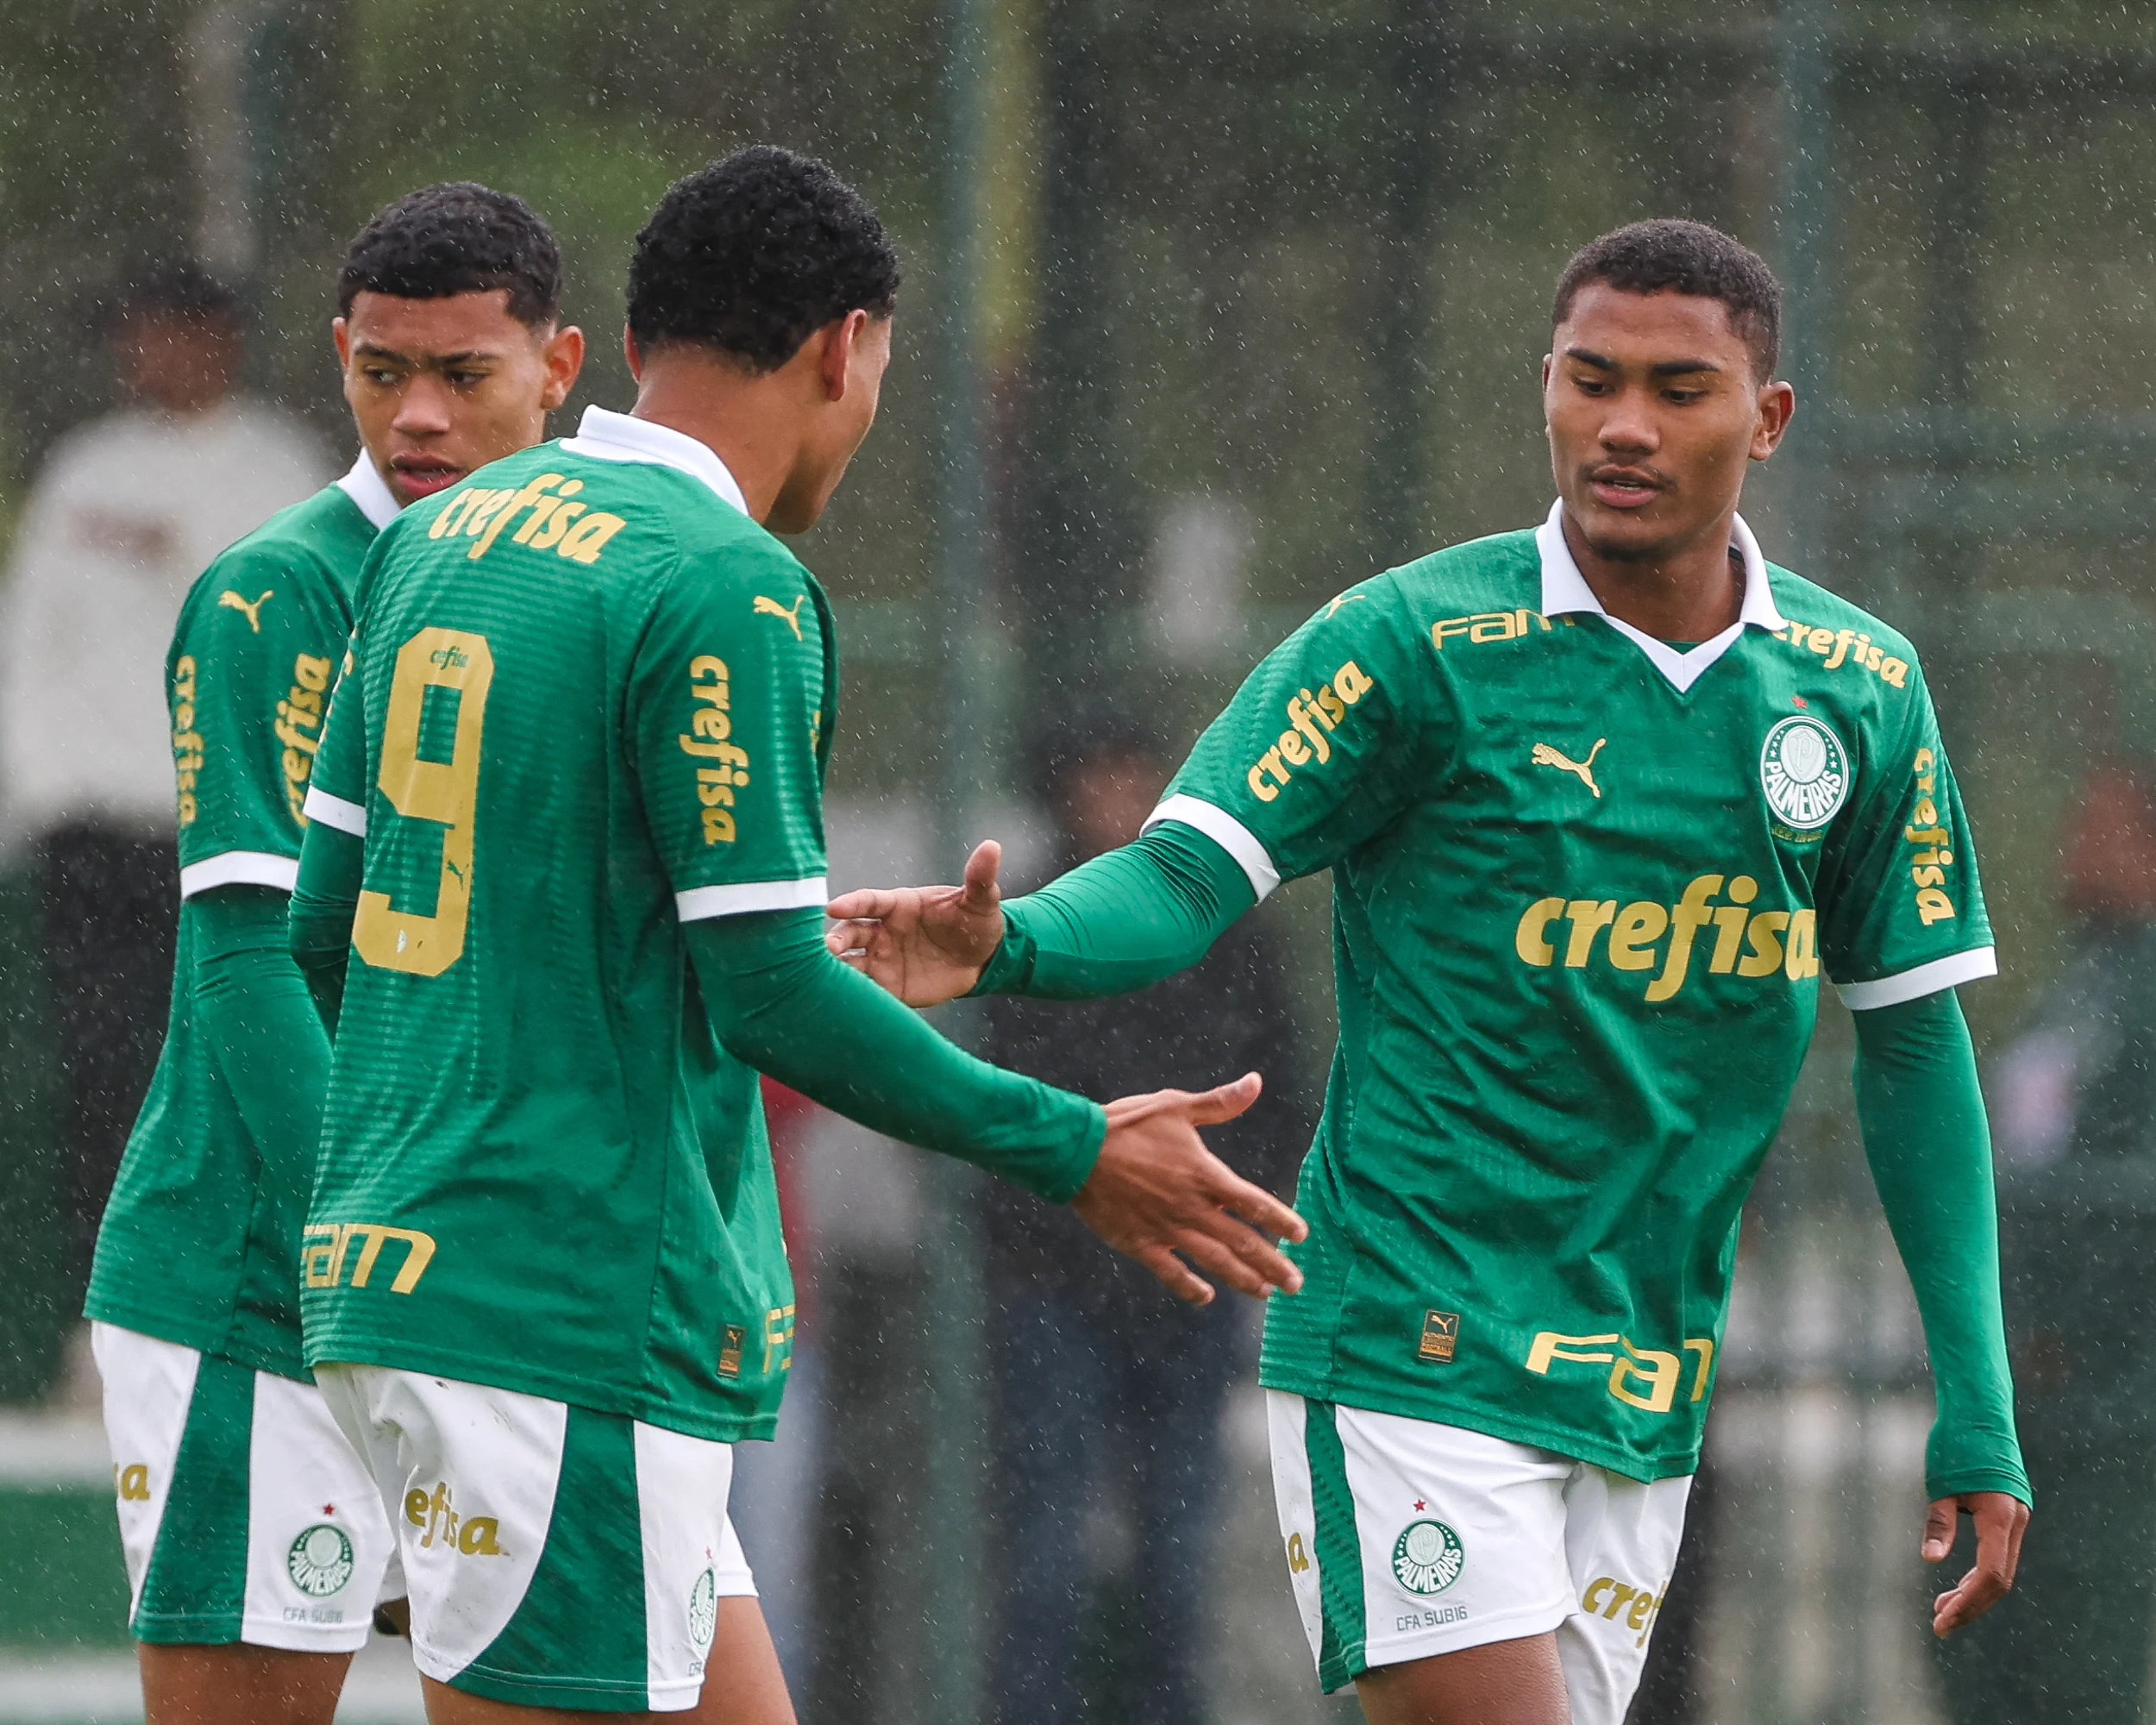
[
  {"x1": 755, "y1": 594, "x2": 805, "y2": 639},
  {"x1": 1532, "y1": 738, "x2": 1605, "y2": 797},
  {"x1": 1323, "y1": 591, "x2": 1368, "y2": 619},
  {"x1": 218, "y1": 588, "x2": 273, "y2": 631}
]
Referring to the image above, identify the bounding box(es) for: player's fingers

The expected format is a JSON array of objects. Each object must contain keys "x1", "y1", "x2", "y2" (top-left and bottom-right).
[
  {"x1": 1178, "y1": 1072, "x2": 1263, "y2": 1126},
  {"x1": 825, "y1": 888, "x2": 906, "y2": 921},
  {"x1": 1207, "y1": 1169, "x2": 1308, "y2": 1245},
  {"x1": 961, "y1": 840, "x2": 1002, "y2": 910},
  {"x1": 1920, "y1": 1497, "x2": 1957, "y2": 1564},
  {"x1": 1131, "y1": 1243, "x2": 1214, "y2": 1306},
  {"x1": 1170, "y1": 1217, "x2": 1301, "y2": 1297}
]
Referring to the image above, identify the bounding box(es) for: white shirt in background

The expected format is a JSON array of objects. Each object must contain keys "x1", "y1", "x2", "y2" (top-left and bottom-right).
[{"x1": 0, "y1": 398, "x2": 330, "y2": 839}]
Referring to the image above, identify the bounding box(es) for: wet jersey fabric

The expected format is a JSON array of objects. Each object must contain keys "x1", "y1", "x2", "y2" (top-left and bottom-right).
[
  {"x1": 1154, "y1": 506, "x2": 1996, "y2": 1482},
  {"x1": 298, "y1": 409, "x2": 834, "y2": 1443},
  {"x1": 85, "y1": 455, "x2": 394, "y2": 1378}
]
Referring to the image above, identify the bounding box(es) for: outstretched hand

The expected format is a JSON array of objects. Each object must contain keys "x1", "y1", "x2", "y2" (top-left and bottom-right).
[
  {"x1": 1071, "y1": 1073, "x2": 1307, "y2": 1305},
  {"x1": 1923, "y1": 1490, "x2": 2028, "y2": 1637},
  {"x1": 825, "y1": 839, "x2": 1006, "y2": 1007}
]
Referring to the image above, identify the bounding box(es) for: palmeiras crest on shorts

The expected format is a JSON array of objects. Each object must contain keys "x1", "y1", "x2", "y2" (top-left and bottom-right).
[
  {"x1": 1759, "y1": 714, "x2": 1850, "y2": 831},
  {"x1": 286, "y1": 1524, "x2": 354, "y2": 1597},
  {"x1": 1391, "y1": 1519, "x2": 1466, "y2": 1596},
  {"x1": 688, "y1": 1566, "x2": 718, "y2": 1647}
]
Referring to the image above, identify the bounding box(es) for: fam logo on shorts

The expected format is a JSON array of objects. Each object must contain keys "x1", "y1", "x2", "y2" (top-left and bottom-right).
[
  {"x1": 688, "y1": 1566, "x2": 718, "y2": 1648},
  {"x1": 1391, "y1": 1519, "x2": 1466, "y2": 1596},
  {"x1": 1759, "y1": 715, "x2": 1849, "y2": 831},
  {"x1": 286, "y1": 1524, "x2": 355, "y2": 1597}
]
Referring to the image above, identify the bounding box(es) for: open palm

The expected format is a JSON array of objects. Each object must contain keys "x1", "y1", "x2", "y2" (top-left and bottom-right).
[{"x1": 824, "y1": 839, "x2": 1007, "y2": 1007}]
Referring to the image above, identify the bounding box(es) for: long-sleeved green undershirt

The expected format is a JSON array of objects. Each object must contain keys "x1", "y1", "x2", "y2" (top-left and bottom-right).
[
  {"x1": 975, "y1": 824, "x2": 2028, "y2": 1505},
  {"x1": 191, "y1": 885, "x2": 331, "y2": 1217},
  {"x1": 1853, "y1": 989, "x2": 2028, "y2": 1503},
  {"x1": 287, "y1": 822, "x2": 1104, "y2": 1201}
]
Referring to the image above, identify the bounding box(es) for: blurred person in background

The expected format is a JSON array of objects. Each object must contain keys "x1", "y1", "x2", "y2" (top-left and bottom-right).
[
  {"x1": 0, "y1": 262, "x2": 327, "y2": 1352},
  {"x1": 980, "y1": 719, "x2": 1311, "y2": 1725},
  {"x1": 1938, "y1": 757, "x2": 2156, "y2": 1725}
]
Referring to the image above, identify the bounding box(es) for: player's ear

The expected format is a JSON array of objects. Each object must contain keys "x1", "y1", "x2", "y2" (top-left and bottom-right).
[
  {"x1": 1751, "y1": 380, "x2": 1796, "y2": 461},
  {"x1": 332, "y1": 316, "x2": 352, "y2": 373},
  {"x1": 622, "y1": 325, "x2": 643, "y2": 381},
  {"x1": 818, "y1": 310, "x2": 867, "y2": 403},
  {"x1": 541, "y1": 323, "x2": 586, "y2": 411}
]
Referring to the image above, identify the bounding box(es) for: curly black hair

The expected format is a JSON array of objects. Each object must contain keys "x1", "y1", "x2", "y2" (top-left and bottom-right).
[
  {"x1": 628, "y1": 147, "x2": 900, "y2": 372},
  {"x1": 1552, "y1": 219, "x2": 1782, "y2": 381},
  {"x1": 338, "y1": 183, "x2": 563, "y2": 327}
]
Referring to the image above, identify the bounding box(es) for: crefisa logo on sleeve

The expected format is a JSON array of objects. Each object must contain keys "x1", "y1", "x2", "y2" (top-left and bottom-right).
[{"x1": 1759, "y1": 715, "x2": 1849, "y2": 831}]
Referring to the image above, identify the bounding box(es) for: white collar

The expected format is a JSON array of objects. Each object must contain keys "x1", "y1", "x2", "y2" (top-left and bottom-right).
[
  {"x1": 1535, "y1": 500, "x2": 1788, "y2": 693},
  {"x1": 334, "y1": 451, "x2": 403, "y2": 530},
  {"x1": 560, "y1": 405, "x2": 749, "y2": 517}
]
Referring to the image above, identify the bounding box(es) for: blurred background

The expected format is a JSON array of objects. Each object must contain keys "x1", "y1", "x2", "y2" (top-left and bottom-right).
[{"x1": 0, "y1": 0, "x2": 2152, "y2": 1720}]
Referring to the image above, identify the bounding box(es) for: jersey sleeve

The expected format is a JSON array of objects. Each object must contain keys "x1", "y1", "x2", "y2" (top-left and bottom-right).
[
  {"x1": 631, "y1": 542, "x2": 829, "y2": 920},
  {"x1": 170, "y1": 543, "x2": 344, "y2": 899},
  {"x1": 300, "y1": 634, "x2": 367, "y2": 836},
  {"x1": 1816, "y1": 662, "x2": 1996, "y2": 1009},
  {"x1": 1150, "y1": 574, "x2": 1442, "y2": 897}
]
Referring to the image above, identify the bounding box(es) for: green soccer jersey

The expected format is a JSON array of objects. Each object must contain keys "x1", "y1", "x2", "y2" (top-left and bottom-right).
[
  {"x1": 299, "y1": 408, "x2": 830, "y2": 1442},
  {"x1": 85, "y1": 455, "x2": 399, "y2": 1377},
  {"x1": 1158, "y1": 505, "x2": 1994, "y2": 1482}
]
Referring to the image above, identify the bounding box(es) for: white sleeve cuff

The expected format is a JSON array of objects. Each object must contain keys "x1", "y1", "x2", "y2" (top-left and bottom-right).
[
  {"x1": 178, "y1": 850, "x2": 299, "y2": 899},
  {"x1": 1833, "y1": 945, "x2": 1998, "y2": 1011},
  {"x1": 303, "y1": 787, "x2": 367, "y2": 837},
  {"x1": 676, "y1": 875, "x2": 830, "y2": 923},
  {"x1": 1141, "y1": 794, "x2": 1282, "y2": 901}
]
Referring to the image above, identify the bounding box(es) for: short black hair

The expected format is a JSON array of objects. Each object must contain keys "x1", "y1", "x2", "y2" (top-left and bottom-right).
[
  {"x1": 628, "y1": 147, "x2": 900, "y2": 372},
  {"x1": 120, "y1": 262, "x2": 242, "y2": 328},
  {"x1": 338, "y1": 183, "x2": 563, "y2": 327},
  {"x1": 1552, "y1": 219, "x2": 1782, "y2": 381}
]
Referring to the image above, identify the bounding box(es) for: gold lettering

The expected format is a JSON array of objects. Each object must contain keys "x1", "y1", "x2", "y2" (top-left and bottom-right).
[
  {"x1": 1646, "y1": 875, "x2": 1722, "y2": 1002},
  {"x1": 1683, "y1": 1339, "x2": 1714, "y2": 1402},
  {"x1": 1277, "y1": 727, "x2": 1310, "y2": 766},
  {"x1": 1916, "y1": 888, "x2": 1957, "y2": 925},
  {"x1": 526, "y1": 500, "x2": 586, "y2": 549},
  {"x1": 512, "y1": 479, "x2": 583, "y2": 544},
  {"x1": 1608, "y1": 1341, "x2": 1680, "y2": 1412},
  {"x1": 1707, "y1": 874, "x2": 1759, "y2": 975},
  {"x1": 1783, "y1": 907, "x2": 1819, "y2": 980},
  {"x1": 703, "y1": 807, "x2": 737, "y2": 844},
  {"x1": 459, "y1": 1516, "x2": 503, "y2": 1556},
  {"x1": 1607, "y1": 901, "x2": 1668, "y2": 972},
  {"x1": 1603, "y1": 1582, "x2": 1638, "y2": 1621},
  {"x1": 1738, "y1": 911, "x2": 1789, "y2": 977},
  {"x1": 1563, "y1": 900, "x2": 1619, "y2": 968},
  {"x1": 1526, "y1": 1332, "x2": 1620, "y2": 1374},
  {"x1": 1246, "y1": 762, "x2": 1278, "y2": 802},
  {"x1": 559, "y1": 512, "x2": 629, "y2": 564},
  {"x1": 471, "y1": 474, "x2": 564, "y2": 560},
  {"x1": 1881, "y1": 657, "x2": 1908, "y2": 687},
  {"x1": 1583, "y1": 1577, "x2": 1614, "y2": 1615},
  {"x1": 1515, "y1": 898, "x2": 1565, "y2": 967},
  {"x1": 1334, "y1": 662, "x2": 1373, "y2": 703}
]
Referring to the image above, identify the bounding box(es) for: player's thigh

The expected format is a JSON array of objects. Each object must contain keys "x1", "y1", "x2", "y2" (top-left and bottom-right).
[
  {"x1": 1352, "y1": 1633, "x2": 1569, "y2": 1725},
  {"x1": 1267, "y1": 1392, "x2": 1575, "y2": 1694},
  {"x1": 1551, "y1": 1465, "x2": 1693, "y2": 1725},
  {"x1": 322, "y1": 1364, "x2": 754, "y2": 1715},
  {"x1": 138, "y1": 1641, "x2": 353, "y2": 1725},
  {"x1": 96, "y1": 1324, "x2": 394, "y2": 1656}
]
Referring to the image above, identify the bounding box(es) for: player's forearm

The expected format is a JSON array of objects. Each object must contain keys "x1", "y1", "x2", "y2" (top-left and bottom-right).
[
  {"x1": 1853, "y1": 988, "x2": 2029, "y2": 1506},
  {"x1": 288, "y1": 818, "x2": 362, "y2": 1032},
  {"x1": 191, "y1": 887, "x2": 331, "y2": 1216},
  {"x1": 689, "y1": 909, "x2": 1106, "y2": 1201},
  {"x1": 974, "y1": 822, "x2": 1255, "y2": 1000}
]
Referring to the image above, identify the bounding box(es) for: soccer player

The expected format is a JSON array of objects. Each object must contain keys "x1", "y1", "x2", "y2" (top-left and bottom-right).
[
  {"x1": 285, "y1": 147, "x2": 1303, "y2": 1722},
  {"x1": 84, "y1": 184, "x2": 584, "y2": 1725},
  {"x1": 824, "y1": 219, "x2": 2032, "y2": 1725}
]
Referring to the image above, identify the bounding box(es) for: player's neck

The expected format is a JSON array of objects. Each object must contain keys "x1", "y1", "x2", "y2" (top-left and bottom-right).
[
  {"x1": 1559, "y1": 505, "x2": 1745, "y2": 643},
  {"x1": 627, "y1": 359, "x2": 804, "y2": 526}
]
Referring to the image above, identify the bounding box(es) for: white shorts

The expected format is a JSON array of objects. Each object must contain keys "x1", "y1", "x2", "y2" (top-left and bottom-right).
[
  {"x1": 317, "y1": 1363, "x2": 755, "y2": 1714},
  {"x1": 1268, "y1": 1392, "x2": 1691, "y2": 1722},
  {"x1": 93, "y1": 1321, "x2": 400, "y2": 1652}
]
